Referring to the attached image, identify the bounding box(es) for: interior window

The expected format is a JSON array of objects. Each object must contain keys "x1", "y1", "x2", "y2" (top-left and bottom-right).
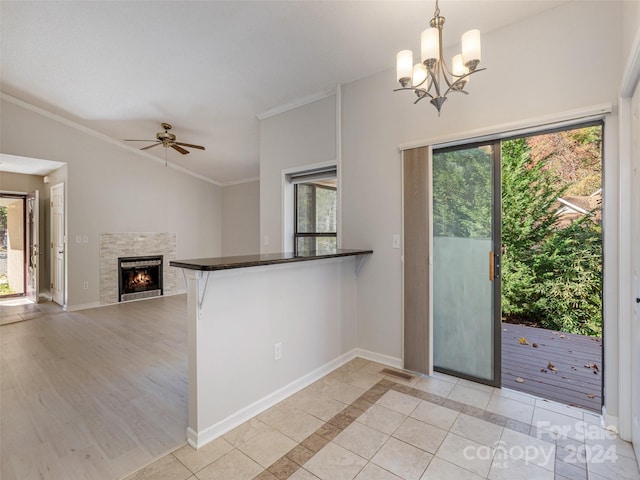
[{"x1": 294, "y1": 179, "x2": 337, "y2": 255}]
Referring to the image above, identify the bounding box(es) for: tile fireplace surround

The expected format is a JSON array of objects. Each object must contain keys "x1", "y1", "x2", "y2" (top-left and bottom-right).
[{"x1": 99, "y1": 232, "x2": 178, "y2": 305}]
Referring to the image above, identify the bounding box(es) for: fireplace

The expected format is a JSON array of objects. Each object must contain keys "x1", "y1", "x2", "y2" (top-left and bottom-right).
[{"x1": 118, "y1": 255, "x2": 163, "y2": 302}]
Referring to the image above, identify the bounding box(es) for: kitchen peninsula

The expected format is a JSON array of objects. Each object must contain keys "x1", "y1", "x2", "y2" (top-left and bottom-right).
[{"x1": 170, "y1": 249, "x2": 372, "y2": 449}]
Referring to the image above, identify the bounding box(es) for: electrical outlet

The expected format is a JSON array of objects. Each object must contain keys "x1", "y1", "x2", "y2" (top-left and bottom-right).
[
  {"x1": 83, "y1": 281, "x2": 89, "y2": 290},
  {"x1": 82, "y1": 235, "x2": 88, "y2": 244},
  {"x1": 274, "y1": 342, "x2": 282, "y2": 360},
  {"x1": 76, "y1": 235, "x2": 82, "y2": 244},
  {"x1": 263, "y1": 235, "x2": 270, "y2": 246}
]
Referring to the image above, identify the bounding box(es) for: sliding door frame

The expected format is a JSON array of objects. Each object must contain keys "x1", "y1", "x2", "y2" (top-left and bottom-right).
[{"x1": 430, "y1": 140, "x2": 502, "y2": 387}]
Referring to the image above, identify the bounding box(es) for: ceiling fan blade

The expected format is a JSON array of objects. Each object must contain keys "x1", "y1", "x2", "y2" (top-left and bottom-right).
[
  {"x1": 175, "y1": 142, "x2": 205, "y2": 150},
  {"x1": 140, "y1": 142, "x2": 162, "y2": 151},
  {"x1": 171, "y1": 144, "x2": 190, "y2": 155}
]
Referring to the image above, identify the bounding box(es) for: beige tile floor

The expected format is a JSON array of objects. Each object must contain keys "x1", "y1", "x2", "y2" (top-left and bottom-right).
[
  {"x1": 125, "y1": 358, "x2": 640, "y2": 480},
  {"x1": 0, "y1": 297, "x2": 64, "y2": 325}
]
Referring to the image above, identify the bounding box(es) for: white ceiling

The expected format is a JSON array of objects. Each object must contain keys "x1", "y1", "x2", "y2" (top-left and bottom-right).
[
  {"x1": 0, "y1": 1, "x2": 566, "y2": 184},
  {"x1": 0, "y1": 153, "x2": 66, "y2": 176}
]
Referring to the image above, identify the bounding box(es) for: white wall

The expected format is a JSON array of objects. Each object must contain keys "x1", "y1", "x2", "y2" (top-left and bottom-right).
[
  {"x1": 222, "y1": 180, "x2": 260, "y2": 256},
  {"x1": 184, "y1": 257, "x2": 358, "y2": 447},
  {"x1": 340, "y1": 0, "x2": 622, "y2": 409},
  {"x1": 258, "y1": 0, "x2": 624, "y2": 418},
  {"x1": 1, "y1": 97, "x2": 222, "y2": 308},
  {"x1": 260, "y1": 94, "x2": 336, "y2": 254}
]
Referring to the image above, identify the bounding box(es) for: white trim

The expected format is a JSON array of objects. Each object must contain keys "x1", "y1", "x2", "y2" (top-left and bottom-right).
[
  {"x1": 621, "y1": 26, "x2": 640, "y2": 98},
  {"x1": 616, "y1": 24, "x2": 640, "y2": 445},
  {"x1": 336, "y1": 84, "x2": 343, "y2": 249},
  {"x1": 257, "y1": 88, "x2": 337, "y2": 120},
  {"x1": 602, "y1": 405, "x2": 620, "y2": 434},
  {"x1": 354, "y1": 348, "x2": 404, "y2": 370},
  {"x1": 64, "y1": 291, "x2": 186, "y2": 312},
  {"x1": 0, "y1": 93, "x2": 222, "y2": 186},
  {"x1": 400, "y1": 151, "x2": 405, "y2": 370},
  {"x1": 187, "y1": 348, "x2": 405, "y2": 449},
  {"x1": 0, "y1": 190, "x2": 28, "y2": 196},
  {"x1": 281, "y1": 159, "x2": 338, "y2": 253},
  {"x1": 187, "y1": 349, "x2": 358, "y2": 449},
  {"x1": 220, "y1": 177, "x2": 260, "y2": 187},
  {"x1": 398, "y1": 104, "x2": 612, "y2": 152},
  {"x1": 65, "y1": 301, "x2": 102, "y2": 312}
]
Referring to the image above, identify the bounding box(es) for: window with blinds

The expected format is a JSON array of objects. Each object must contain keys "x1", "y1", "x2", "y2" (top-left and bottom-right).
[{"x1": 290, "y1": 167, "x2": 337, "y2": 255}]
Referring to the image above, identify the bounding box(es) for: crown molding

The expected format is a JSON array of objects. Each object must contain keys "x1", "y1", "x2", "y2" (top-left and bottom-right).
[
  {"x1": 221, "y1": 176, "x2": 260, "y2": 187},
  {"x1": 257, "y1": 87, "x2": 337, "y2": 120},
  {"x1": 1, "y1": 92, "x2": 223, "y2": 186}
]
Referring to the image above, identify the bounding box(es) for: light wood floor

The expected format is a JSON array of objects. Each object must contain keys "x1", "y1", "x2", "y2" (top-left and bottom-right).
[{"x1": 0, "y1": 295, "x2": 188, "y2": 480}]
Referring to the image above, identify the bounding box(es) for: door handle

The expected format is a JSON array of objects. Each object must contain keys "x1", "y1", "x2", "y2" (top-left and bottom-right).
[
  {"x1": 489, "y1": 251, "x2": 495, "y2": 281},
  {"x1": 489, "y1": 251, "x2": 500, "y2": 281},
  {"x1": 58, "y1": 250, "x2": 64, "y2": 254}
]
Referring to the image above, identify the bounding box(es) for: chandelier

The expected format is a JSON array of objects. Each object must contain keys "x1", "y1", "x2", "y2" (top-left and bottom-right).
[{"x1": 394, "y1": 0, "x2": 484, "y2": 115}]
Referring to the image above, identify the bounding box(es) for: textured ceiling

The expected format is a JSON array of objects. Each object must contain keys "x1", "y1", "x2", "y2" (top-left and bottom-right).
[{"x1": 1, "y1": 1, "x2": 565, "y2": 184}]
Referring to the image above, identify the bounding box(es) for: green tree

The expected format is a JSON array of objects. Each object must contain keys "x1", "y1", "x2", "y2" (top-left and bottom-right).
[
  {"x1": 501, "y1": 138, "x2": 602, "y2": 336},
  {"x1": 433, "y1": 147, "x2": 492, "y2": 238}
]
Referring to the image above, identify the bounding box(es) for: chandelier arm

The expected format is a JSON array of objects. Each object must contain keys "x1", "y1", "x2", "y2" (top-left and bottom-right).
[
  {"x1": 393, "y1": 86, "x2": 418, "y2": 93},
  {"x1": 425, "y1": 63, "x2": 442, "y2": 98}
]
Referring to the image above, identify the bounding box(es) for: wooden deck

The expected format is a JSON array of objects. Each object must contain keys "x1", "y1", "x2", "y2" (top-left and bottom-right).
[{"x1": 501, "y1": 322, "x2": 602, "y2": 412}]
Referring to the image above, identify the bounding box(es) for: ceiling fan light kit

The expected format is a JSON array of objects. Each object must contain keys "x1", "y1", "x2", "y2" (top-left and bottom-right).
[
  {"x1": 124, "y1": 123, "x2": 205, "y2": 155},
  {"x1": 394, "y1": 0, "x2": 485, "y2": 115}
]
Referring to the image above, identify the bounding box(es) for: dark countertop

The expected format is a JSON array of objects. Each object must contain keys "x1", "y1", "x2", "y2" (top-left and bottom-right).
[{"x1": 169, "y1": 249, "x2": 373, "y2": 271}]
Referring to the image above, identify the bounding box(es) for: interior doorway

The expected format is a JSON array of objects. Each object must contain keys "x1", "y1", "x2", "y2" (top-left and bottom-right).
[
  {"x1": 0, "y1": 191, "x2": 41, "y2": 302},
  {"x1": 0, "y1": 194, "x2": 26, "y2": 297}
]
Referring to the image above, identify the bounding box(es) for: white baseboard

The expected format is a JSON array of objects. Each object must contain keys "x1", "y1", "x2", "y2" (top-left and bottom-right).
[
  {"x1": 188, "y1": 349, "x2": 358, "y2": 449},
  {"x1": 65, "y1": 301, "x2": 102, "y2": 312},
  {"x1": 188, "y1": 348, "x2": 406, "y2": 449},
  {"x1": 354, "y1": 348, "x2": 403, "y2": 369},
  {"x1": 602, "y1": 405, "x2": 622, "y2": 438},
  {"x1": 65, "y1": 291, "x2": 187, "y2": 312}
]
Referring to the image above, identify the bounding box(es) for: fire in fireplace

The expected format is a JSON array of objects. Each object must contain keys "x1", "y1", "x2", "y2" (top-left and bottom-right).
[{"x1": 118, "y1": 256, "x2": 163, "y2": 302}]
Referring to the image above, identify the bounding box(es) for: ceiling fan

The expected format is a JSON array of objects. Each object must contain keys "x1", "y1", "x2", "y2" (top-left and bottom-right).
[{"x1": 124, "y1": 123, "x2": 205, "y2": 155}]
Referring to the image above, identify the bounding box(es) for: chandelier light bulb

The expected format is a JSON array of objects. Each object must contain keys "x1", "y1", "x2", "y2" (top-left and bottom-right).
[
  {"x1": 421, "y1": 28, "x2": 440, "y2": 66},
  {"x1": 461, "y1": 29, "x2": 481, "y2": 70},
  {"x1": 397, "y1": 50, "x2": 414, "y2": 87},
  {"x1": 451, "y1": 54, "x2": 466, "y2": 77},
  {"x1": 413, "y1": 63, "x2": 428, "y2": 90}
]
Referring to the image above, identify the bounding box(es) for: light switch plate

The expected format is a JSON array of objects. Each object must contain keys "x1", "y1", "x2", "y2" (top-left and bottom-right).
[{"x1": 392, "y1": 234, "x2": 401, "y2": 249}]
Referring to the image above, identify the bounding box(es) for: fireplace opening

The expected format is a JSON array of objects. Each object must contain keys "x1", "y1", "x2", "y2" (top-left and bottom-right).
[{"x1": 118, "y1": 256, "x2": 163, "y2": 302}]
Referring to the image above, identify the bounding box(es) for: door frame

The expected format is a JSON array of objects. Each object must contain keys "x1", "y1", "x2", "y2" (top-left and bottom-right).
[
  {"x1": 401, "y1": 115, "x2": 609, "y2": 392},
  {"x1": 618, "y1": 28, "x2": 640, "y2": 451},
  {"x1": 0, "y1": 192, "x2": 26, "y2": 298},
  {"x1": 26, "y1": 190, "x2": 39, "y2": 303}
]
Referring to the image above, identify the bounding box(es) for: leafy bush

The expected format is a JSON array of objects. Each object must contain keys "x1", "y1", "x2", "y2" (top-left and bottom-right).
[{"x1": 501, "y1": 138, "x2": 602, "y2": 337}]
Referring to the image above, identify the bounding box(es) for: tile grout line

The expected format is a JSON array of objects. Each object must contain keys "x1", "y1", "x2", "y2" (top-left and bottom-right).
[
  {"x1": 253, "y1": 378, "x2": 393, "y2": 480},
  {"x1": 250, "y1": 369, "x2": 559, "y2": 480}
]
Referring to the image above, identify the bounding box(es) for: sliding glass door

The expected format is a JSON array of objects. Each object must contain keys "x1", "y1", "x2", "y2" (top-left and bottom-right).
[{"x1": 432, "y1": 142, "x2": 501, "y2": 386}]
